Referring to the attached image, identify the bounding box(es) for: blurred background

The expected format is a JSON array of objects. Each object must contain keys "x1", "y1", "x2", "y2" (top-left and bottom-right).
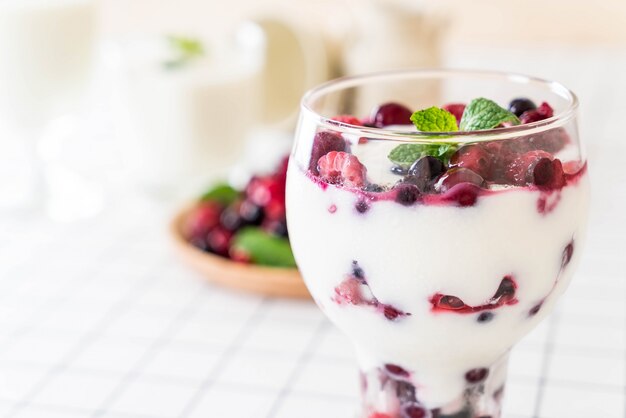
[{"x1": 0, "y1": 1, "x2": 624, "y2": 417}]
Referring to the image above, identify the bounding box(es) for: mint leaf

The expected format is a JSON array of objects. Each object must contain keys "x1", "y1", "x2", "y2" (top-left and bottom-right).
[
  {"x1": 388, "y1": 143, "x2": 457, "y2": 166},
  {"x1": 163, "y1": 35, "x2": 205, "y2": 69},
  {"x1": 410, "y1": 107, "x2": 458, "y2": 132},
  {"x1": 199, "y1": 183, "x2": 240, "y2": 206},
  {"x1": 232, "y1": 228, "x2": 296, "y2": 268},
  {"x1": 460, "y1": 98, "x2": 520, "y2": 131}
]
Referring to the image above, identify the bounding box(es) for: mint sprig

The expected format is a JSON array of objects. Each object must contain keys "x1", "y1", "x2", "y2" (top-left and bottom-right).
[
  {"x1": 410, "y1": 107, "x2": 458, "y2": 132},
  {"x1": 388, "y1": 106, "x2": 458, "y2": 166},
  {"x1": 388, "y1": 143, "x2": 456, "y2": 167},
  {"x1": 460, "y1": 98, "x2": 520, "y2": 131},
  {"x1": 163, "y1": 35, "x2": 205, "y2": 70}
]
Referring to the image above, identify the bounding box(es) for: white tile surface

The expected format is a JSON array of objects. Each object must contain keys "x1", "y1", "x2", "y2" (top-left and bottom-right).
[
  {"x1": 30, "y1": 371, "x2": 120, "y2": 410},
  {"x1": 105, "y1": 378, "x2": 197, "y2": 417}
]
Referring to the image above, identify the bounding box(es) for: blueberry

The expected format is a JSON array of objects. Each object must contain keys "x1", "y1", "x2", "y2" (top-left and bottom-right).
[
  {"x1": 508, "y1": 98, "x2": 537, "y2": 117},
  {"x1": 465, "y1": 368, "x2": 489, "y2": 383},
  {"x1": 220, "y1": 206, "x2": 244, "y2": 231},
  {"x1": 264, "y1": 220, "x2": 288, "y2": 237},
  {"x1": 364, "y1": 183, "x2": 385, "y2": 192},
  {"x1": 394, "y1": 183, "x2": 420, "y2": 206},
  {"x1": 352, "y1": 261, "x2": 365, "y2": 279},
  {"x1": 391, "y1": 165, "x2": 408, "y2": 175},
  {"x1": 401, "y1": 403, "x2": 427, "y2": 418},
  {"x1": 408, "y1": 156, "x2": 446, "y2": 180},
  {"x1": 355, "y1": 200, "x2": 369, "y2": 214},
  {"x1": 239, "y1": 200, "x2": 263, "y2": 225},
  {"x1": 477, "y1": 312, "x2": 494, "y2": 323}
]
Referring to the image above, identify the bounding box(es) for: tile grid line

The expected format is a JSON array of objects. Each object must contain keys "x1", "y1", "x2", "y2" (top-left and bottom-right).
[
  {"x1": 3, "y1": 260, "x2": 168, "y2": 418},
  {"x1": 178, "y1": 298, "x2": 271, "y2": 418},
  {"x1": 264, "y1": 319, "x2": 330, "y2": 418},
  {"x1": 532, "y1": 312, "x2": 560, "y2": 418},
  {"x1": 0, "y1": 226, "x2": 142, "y2": 351},
  {"x1": 90, "y1": 281, "x2": 208, "y2": 417}
]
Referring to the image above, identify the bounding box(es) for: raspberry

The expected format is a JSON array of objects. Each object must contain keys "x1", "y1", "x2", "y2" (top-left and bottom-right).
[
  {"x1": 442, "y1": 103, "x2": 466, "y2": 124},
  {"x1": 206, "y1": 226, "x2": 233, "y2": 256},
  {"x1": 184, "y1": 202, "x2": 222, "y2": 240},
  {"x1": 309, "y1": 132, "x2": 346, "y2": 174},
  {"x1": 317, "y1": 151, "x2": 367, "y2": 188},
  {"x1": 520, "y1": 102, "x2": 554, "y2": 124},
  {"x1": 331, "y1": 115, "x2": 363, "y2": 126},
  {"x1": 246, "y1": 175, "x2": 285, "y2": 208},
  {"x1": 334, "y1": 278, "x2": 363, "y2": 305}
]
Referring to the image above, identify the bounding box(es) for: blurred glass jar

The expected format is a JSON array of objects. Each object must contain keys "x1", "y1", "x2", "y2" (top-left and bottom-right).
[{"x1": 109, "y1": 23, "x2": 265, "y2": 197}]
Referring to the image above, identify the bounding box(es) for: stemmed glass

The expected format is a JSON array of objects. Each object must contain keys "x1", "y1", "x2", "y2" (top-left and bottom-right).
[
  {"x1": 0, "y1": 0, "x2": 97, "y2": 219},
  {"x1": 286, "y1": 70, "x2": 589, "y2": 417}
]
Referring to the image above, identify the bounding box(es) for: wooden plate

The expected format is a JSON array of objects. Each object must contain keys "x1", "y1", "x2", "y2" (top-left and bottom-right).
[{"x1": 170, "y1": 206, "x2": 310, "y2": 299}]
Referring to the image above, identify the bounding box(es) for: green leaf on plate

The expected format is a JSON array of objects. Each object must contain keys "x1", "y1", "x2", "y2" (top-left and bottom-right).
[
  {"x1": 232, "y1": 227, "x2": 296, "y2": 268},
  {"x1": 199, "y1": 183, "x2": 240, "y2": 206}
]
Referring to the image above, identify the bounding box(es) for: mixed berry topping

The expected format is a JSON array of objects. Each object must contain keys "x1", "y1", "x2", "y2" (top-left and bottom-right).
[
  {"x1": 306, "y1": 97, "x2": 582, "y2": 212},
  {"x1": 430, "y1": 276, "x2": 518, "y2": 314},
  {"x1": 333, "y1": 262, "x2": 410, "y2": 321}
]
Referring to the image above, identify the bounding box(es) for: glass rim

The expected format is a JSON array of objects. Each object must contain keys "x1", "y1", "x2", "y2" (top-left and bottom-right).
[{"x1": 300, "y1": 68, "x2": 579, "y2": 143}]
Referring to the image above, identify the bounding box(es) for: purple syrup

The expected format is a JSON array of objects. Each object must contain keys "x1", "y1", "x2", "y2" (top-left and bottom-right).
[
  {"x1": 333, "y1": 262, "x2": 411, "y2": 321},
  {"x1": 430, "y1": 276, "x2": 518, "y2": 314},
  {"x1": 562, "y1": 240, "x2": 575, "y2": 268}
]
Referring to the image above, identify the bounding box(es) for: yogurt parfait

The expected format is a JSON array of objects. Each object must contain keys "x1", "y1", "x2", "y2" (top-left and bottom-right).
[{"x1": 286, "y1": 71, "x2": 589, "y2": 418}]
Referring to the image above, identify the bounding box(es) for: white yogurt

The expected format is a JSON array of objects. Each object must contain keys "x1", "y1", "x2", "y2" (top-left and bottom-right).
[{"x1": 286, "y1": 155, "x2": 589, "y2": 409}]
